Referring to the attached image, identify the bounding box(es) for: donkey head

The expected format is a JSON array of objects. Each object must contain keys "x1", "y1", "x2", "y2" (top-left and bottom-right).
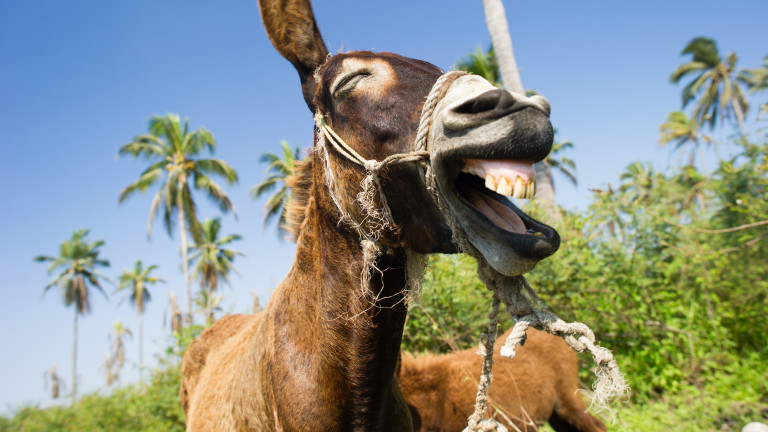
[{"x1": 260, "y1": 0, "x2": 560, "y2": 275}]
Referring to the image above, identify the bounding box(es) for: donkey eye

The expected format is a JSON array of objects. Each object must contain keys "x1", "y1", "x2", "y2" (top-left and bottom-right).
[{"x1": 332, "y1": 72, "x2": 370, "y2": 98}]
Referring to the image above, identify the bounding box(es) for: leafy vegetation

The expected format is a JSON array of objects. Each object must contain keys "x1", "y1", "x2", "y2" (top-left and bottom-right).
[{"x1": 0, "y1": 362, "x2": 186, "y2": 432}]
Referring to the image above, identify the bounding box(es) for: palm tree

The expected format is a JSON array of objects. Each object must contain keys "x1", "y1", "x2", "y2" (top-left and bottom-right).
[
  {"x1": 456, "y1": 45, "x2": 501, "y2": 88},
  {"x1": 548, "y1": 133, "x2": 578, "y2": 188},
  {"x1": 35, "y1": 229, "x2": 110, "y2": 405},
  {"x1": 101, "y1": 354, "x2": 117, "y2": 388},
  {"x1": 659, "y1": 111, "x2": 716, "y2": 166},
  {"x1": 589, "y1": 184, "x2": 624, "y2": 240},
  {"x1": 250, "y1": 140, "x2": 301, "y2": 239},
  {"x1": 103, "y1": 320, "x2": 132, "y2": 388},
  {"x1": 739, "y1": 55, "x2": 768, "y2": 119},
  {"x1": 188, "y1": 218, "x2": 243, "y2": 322},
  {"x1": 44, "y1": 365, "x2": 65, "y2": 400},
  {"x1": 115, "y1": 261, "x2": 163, "y2": 385},
  {"x1": 670, "y1": 37, "x2": 749, "y2": 132},
  {"x1": 619, "y1": 162, "x2": 658, "y2": 205},
  {"x1": 167, "y1": 291, "x2": 183, "y2": 335},
  {"x1": 118, "y1": 114, "x2": 238, "y2": 323},
  {"x1": 194, "y1": 289, "x2": 224, "y2": 326}
]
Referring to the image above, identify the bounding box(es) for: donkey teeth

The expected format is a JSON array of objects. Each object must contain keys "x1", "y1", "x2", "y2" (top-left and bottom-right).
[
  {"x1": 496, "y1": 177, "x2": 512, "y2": 196},
  {"x1": 486, "y1": 175, "x2": 536, "y2": 199},
  {"x1": 485, "y1": 174, "x2": 497, "y2": 191},
  {"x1": 522, "y1": 179, "x2": 535, "y2": 199},
  {"x1": 513, "y1": 178, "x2": 526, "y2": 199}
]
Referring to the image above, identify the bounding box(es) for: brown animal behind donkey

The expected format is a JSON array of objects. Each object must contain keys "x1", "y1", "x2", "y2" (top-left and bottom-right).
[{"x1": 398, "y1": 328, "x2": 606, "y2": 432}]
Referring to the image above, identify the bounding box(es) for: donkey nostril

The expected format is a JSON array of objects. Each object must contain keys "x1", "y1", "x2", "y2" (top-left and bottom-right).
[{"x1": 452, "y1": 89, "x2": 505, "y2": 114}]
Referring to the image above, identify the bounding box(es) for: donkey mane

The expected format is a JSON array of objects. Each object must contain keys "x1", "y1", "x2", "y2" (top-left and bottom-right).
[{"x1": 283, "y1": 154, "x2": 313, "y2": 237}]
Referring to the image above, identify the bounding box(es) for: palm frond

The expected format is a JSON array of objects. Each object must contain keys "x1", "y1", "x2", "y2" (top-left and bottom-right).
[
  {"x1": 195, "y1": 158, "x2": 238, "y2": 184},
  {"x1": 263, "y1": 188, "x2": 287, "y2": 224},
  {"x1": 250, "y1": 176, "x2": 280, "y2": 198},
  {"x1": 117, "y1": 136, "x2": 167, "y2": 159},
  {"x1": 181, "y1": 185, "x2": 203, "y2": 244},
  {"x1": 193, "y1": 172, "x2": 236, "y2": 216},
  {"x1": 118, "y1": 161, "x2": 165, "y2": 203},
  {"x1": 682, "y1": 37, "x2": 721, "y2": 66},
  {"x1": 146, "y1": 184, "x2": 169, "y2": 238}
]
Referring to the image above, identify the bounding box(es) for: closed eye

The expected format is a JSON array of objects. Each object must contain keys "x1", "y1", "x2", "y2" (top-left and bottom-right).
[{"x1": 332, "y1": 71, "x2": 370, "y2": 98}]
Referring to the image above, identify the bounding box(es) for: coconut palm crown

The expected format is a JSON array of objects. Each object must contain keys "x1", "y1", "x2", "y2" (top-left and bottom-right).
[
  {"x1": 118, "y1": 113, "x2": 238, "y2": 322},
  {"x1": 659, "y1": 111, "x2": 714, "y2": 166},
  {"x1": 188, "y1": 218, "x2": 243, "y2": 293},
  {"x1": 670, "y1": 37, "x2": 749, "y2": 132},
  {"x1": 250, "y1": 140, "x2": 300, "y2": 239}
]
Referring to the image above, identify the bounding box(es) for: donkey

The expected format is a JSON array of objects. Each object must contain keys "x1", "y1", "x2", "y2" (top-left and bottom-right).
[
  {"x1": 398, "y1": 328, "x2": 606, "y2": 432},
  {"x1": 180, "y1": 0, "x2": 559, "y2": 430}
]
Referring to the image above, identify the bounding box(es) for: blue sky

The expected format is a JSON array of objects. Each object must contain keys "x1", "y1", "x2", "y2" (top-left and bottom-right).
[{"x1": 1, "y1": 0, "x2": 766, "y2": 411}]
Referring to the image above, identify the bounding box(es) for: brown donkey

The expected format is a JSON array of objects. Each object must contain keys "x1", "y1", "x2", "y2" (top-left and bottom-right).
[
  {"x1": 180, "y1": 0, "x2": 560, "y2": 430},
  {"x1": 398, "y1": 328, "x2": 606, "y2": 432}
]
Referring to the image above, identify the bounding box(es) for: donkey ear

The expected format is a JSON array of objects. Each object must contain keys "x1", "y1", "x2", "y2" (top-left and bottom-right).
[{"x1": 258, "y1": 0, "x2": 329, "y2": 111}]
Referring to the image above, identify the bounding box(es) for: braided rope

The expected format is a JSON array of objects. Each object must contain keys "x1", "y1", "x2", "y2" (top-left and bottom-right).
[{"x1": 464, "y1": 295, "x2": 501, "y2": 431}]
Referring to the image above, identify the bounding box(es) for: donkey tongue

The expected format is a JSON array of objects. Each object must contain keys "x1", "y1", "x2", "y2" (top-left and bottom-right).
[{"x1": 457, "y1": 182, "x2": 527, "y2": 234}]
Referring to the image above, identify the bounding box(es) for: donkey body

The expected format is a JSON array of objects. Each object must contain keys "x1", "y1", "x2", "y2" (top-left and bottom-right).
[
  {"x1": 399, "y1": 328, "x2": 606, "y2": 432},
  {"x1": 181, "y1": 0, "x2": 560, "y2": 430}
]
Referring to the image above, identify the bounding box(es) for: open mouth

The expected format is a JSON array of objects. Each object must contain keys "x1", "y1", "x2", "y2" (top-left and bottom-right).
[
  {"x1": 431, "y1": 152, "x2": 560, "y2": 276},
  {"x1": 455, "y1": 158, "x2": 553, "y2": 240}
]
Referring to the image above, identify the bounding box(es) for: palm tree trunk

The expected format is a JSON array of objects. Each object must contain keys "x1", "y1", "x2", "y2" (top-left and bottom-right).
[
  {"x1": 533, "y1": 161, "x2": 563, "y2": 224},
  {"x1": 481, "y1": 0, "x2": 523, "y2": 94},
  {"x1": 72, "y1": 309, "x2": 78, "y2": 406},
  {"x1": 481, "y1": 0, "x2": 561, "y2": 223},
  {"x1": 139, "y1": 312, "x2": 144, "y2": 386},
  {"x1": 177, "y1": 182, "x2": 192, "y2": 325}
]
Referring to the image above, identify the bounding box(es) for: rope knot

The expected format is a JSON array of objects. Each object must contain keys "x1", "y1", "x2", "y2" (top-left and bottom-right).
[{"x1": 364, "y1": 159, "x2": 378, "y2": 173}]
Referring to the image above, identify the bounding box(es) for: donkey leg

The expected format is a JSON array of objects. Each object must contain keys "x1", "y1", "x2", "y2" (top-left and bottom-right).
[{"x1": 548, "y1": 400, "x2": 606, "y2": 432}]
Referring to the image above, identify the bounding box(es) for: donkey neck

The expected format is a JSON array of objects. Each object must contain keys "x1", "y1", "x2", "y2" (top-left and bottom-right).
[{"x1": 268, "y1": 178, "x2": 412, "y2": 430}]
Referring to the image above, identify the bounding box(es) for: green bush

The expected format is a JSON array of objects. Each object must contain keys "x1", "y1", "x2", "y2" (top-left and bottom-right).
[{"x1": 0, "y1": 366, "x2": 185, "y2": 432}]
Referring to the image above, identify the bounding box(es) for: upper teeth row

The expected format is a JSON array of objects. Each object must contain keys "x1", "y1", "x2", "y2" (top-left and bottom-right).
[{"x1": 485, "y1": 175, "x2": 536, "y2": 199}]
